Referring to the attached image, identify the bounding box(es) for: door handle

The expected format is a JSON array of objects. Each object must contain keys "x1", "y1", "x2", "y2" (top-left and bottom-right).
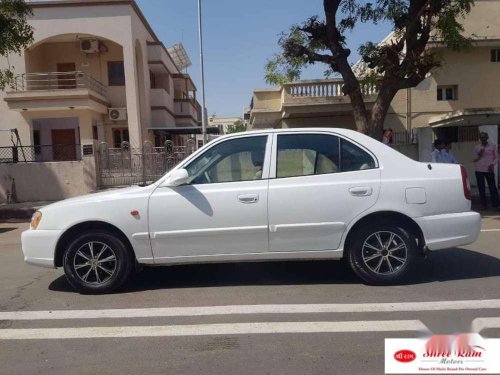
[
  {"x1": 237, "y1": 194, "x2": 259, "y2": 203},
  {"x1": 349, "y1": 186, "x2": 373, "y2": 196}
]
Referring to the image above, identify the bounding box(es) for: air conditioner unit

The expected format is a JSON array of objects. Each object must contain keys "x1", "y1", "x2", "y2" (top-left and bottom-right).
[
  {"x1": 80, "y1": 39, "x2": 99, "y2": 54},
  {"x1": 108, "y1": 108, "x2": 127, "y2": 121}
]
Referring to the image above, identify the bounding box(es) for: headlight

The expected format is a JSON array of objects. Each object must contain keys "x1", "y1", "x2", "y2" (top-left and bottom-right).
[{"x1": 30, "y1": 211, "x2": 42, "y2": 230}]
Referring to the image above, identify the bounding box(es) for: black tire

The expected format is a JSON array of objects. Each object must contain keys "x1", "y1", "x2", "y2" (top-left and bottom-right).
[
  {"x1": 347, "y1": 225, "x2": 418, "y2": 285},
  {"x1": 63, "y1": 231, "x2": 133, "y2": 294}
]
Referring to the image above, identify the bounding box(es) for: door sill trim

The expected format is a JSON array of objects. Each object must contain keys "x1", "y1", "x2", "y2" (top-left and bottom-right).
[{"x1": 149, "y1": 249, "x2": 344, "y2": 265}]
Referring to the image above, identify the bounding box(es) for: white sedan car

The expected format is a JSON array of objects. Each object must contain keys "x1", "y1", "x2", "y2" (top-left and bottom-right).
[{"x1": 22, "y1": 129, "x2": 480, "y2": 293}]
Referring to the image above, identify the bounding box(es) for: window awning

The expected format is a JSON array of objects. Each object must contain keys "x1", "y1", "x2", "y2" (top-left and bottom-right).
[
  {"x1": 148, "y1": 127, "x2": 220, "y2": 134},
  {"x1": 429, "y1": 108, "x2": 500, "y2": 128}
]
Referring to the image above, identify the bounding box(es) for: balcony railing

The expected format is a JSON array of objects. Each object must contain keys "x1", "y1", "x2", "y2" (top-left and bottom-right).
[
  {"x1": 284, "y1": 80, "x2": 378, "y2": 98},
  {"x1": 11, "y1": 72, "x2": 107, "y2": 97}
]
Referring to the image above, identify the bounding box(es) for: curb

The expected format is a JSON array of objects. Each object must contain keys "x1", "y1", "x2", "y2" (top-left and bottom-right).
[{"x1": 0, "y1": 207, "x2": 37, "y2": 221}]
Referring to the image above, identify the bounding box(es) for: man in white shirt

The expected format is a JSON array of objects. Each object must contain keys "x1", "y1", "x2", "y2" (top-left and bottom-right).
[
  {"x1": 442, "y1": 141, "x2": 459, "y2": 164},
  {"x1": 430, "y1": 139, "x2": 446, "y2": 163}
]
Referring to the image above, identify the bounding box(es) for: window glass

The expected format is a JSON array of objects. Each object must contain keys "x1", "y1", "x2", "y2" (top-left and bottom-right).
[
  {"x1": 437, "y1": 85, "x2": 457, "y2": 101},
  {"x1": 275, "y1": 134, "x2": 376, "y2": 178},
  {"x1": 340, "y1": 139, "x2": 376, "y2": 172},
  {"x1": 491, "y1": 49, "x2": 500, "y2": 62},
  {"x1": 445, "y1": 88, "x2": 453, "y2": 100},
  {"x1": 276, "y1": 134, "x2": 340, "y2": 178},
  {"x1": 437, "y1": 88, "x2": 443, "y2": 101},
  {"x1": 186, "y1": 136, "x2": 267, "y2": 184},
  {"x1": 108, "y1": 61, "x2": 125, "y2": 86}
]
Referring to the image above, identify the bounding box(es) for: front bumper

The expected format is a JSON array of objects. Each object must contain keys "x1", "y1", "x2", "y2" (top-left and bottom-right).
[
  {"x1": 415, "y1": 211, "x2": 481, "y2": 251},
  {"x1": 21, "y1": 229, "x2": 63, "y2": 268}
]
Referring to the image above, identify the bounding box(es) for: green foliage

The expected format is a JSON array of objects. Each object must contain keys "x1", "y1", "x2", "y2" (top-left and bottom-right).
[
  {"x1": 265, "y1": 28, "x2": 310, "y2": 85},
  {"x1": 0, "y1": 0, "x2": 34, "y2": 90},
  {"x1": 266, "y1": 0, "x2": 474, "y2": 87},
  {"x1": 225, "y1": 120, "x2": 248, "y2": 134}
]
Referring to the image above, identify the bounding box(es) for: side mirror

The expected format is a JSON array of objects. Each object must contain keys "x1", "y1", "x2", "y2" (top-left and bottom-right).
[{"x1": 164, "y1": 168, "x2": 189, "y2": 187}]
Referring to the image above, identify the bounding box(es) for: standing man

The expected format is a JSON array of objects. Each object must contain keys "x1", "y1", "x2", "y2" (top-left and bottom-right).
[
  {"x1": 474, "y1": 132, "x2": 499, "y2": 210},
  {"x1": 443, "y1": 141, "x2": 459, "y2": 164},
  {"x1": 430, "y1": 139, "x2": 446, "y2": 163}
]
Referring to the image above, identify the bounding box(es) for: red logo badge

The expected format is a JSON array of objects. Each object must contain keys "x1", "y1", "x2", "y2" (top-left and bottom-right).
[{"x1": 394, "y1": 349, "x2": 416, "y2": 363}]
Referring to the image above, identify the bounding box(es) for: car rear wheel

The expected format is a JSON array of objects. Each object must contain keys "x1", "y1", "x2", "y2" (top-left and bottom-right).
[
  {"x1": 63, "y1": 231, "x2": 133, "y2": 294},
  {"x1": 347, "y1": 225, "x2": 417, "y2": 285}
]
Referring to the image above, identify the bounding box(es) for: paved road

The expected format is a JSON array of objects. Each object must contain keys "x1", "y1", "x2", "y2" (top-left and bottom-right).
[{"x1": 0, "y1": 218, "x2": 499, "y2": 374}]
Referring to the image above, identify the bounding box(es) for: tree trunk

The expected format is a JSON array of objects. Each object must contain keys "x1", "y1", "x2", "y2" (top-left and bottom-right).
[
  {"x1": 347, "y1": 88, "x2": 371, "y2": 134},
  {"x1": 368, "y1": 86, "x2": 399, "y2": 139}
]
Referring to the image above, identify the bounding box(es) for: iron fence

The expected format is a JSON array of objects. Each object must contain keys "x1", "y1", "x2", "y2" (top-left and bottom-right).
[
  {"x1": 97, "y1": 140, "x2": 196, "y2": 187},
  {"x1": 0, "y1": 144, "x2": 82, "y2": 163},
  {"x1": 392, "y1": 131, "x2": 415, "y2": 145}
]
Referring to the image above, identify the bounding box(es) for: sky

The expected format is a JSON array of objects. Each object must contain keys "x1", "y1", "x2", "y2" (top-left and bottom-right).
[{"x1": 136, "y1": 0, "x2": 393, "y2": 118}]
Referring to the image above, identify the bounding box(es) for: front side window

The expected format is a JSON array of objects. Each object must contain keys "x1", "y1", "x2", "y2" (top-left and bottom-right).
[
  {"x1": 276, "y1": 134, "x2": 376, "y2": 178},
  {"x1": 185, "y1": 136, "x2": 267, "y2": 184}
]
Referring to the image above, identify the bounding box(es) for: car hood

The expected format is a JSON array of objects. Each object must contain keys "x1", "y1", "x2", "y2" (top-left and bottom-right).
[{"x1": 39, "y1": 185, "x2": 155, "y2": 213}]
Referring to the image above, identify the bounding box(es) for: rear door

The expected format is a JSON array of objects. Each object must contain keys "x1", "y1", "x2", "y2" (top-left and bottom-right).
[{"x1": 268, "y1": 132, "x2": 381, "y2": 252}]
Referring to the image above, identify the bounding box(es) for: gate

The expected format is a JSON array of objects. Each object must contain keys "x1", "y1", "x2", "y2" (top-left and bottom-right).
[{"x1": 97, "y1": 140, "x2": 196, "y2": 188}]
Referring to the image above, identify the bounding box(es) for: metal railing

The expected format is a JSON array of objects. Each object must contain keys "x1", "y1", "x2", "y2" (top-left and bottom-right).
[
  {"x1": 0, "y1": 144, "x2": 82, "y2": 163},
  {"x1": 391, "y1": 131, "x2": 414, "y2": 145},
  {"x1": 12, "y1": 72, "x2": 107, "y2": 97},
  {"x1": 98, "y1": 140, "x2": 196, "y2": 187},
  {"x1": 284, "y1": 80, "x2": 378, "y2": 98}
]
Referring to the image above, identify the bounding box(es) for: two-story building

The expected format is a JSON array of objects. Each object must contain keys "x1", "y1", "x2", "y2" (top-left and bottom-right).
[
  {"x1": 0, "y1": 0, "x2": 205, "y2": 156},
  {"x1": 249, "y1": 0, "x2": 500, "y2": 174},
  {"x1": 0, "y1": 0, "x2": 209, "y2": 202}
]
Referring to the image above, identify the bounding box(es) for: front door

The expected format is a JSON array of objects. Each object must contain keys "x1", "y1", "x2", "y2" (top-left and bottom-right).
[
  {"x1": 268, "y1": 132, "x2": 381, "y2": 252},
  {"x1": 51, "y1": 129, "x2": 76, "y2": 161},
  {"x1": 148, "y1": 135, "x2": 271, "y2": 262},
  {"x1": 57, "y1": 63, "x2": 76, "y2": 89}
]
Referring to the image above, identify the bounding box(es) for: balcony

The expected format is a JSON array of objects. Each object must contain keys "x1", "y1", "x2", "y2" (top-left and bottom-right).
[
  {"x1": 284, "y1": 80, "x2": 377, "y2": 103},
  {"x1": 174, "y1": 98, "x2": 200, "y2": 125},
  {"x1": 4, "y1": 72, "x2": 109, "y2": 113}
]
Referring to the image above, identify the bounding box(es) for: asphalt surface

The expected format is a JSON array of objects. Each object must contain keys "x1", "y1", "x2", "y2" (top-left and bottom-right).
[{"x1": 0, "y1": 217, "x2": 499, "y2": 375}]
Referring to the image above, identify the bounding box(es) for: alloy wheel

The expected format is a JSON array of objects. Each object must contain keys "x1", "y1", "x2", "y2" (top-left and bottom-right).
[
  {"x1": 361, "y1": 231, "x2": 408, "y2": 275},
  {"x1": 73, "y1": 241, "x2": 117, "y2": 285}
]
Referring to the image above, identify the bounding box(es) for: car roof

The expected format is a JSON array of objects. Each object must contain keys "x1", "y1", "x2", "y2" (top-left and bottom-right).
[{"x1": 220, "y1": 127, "x2": 361, "y2": 138}]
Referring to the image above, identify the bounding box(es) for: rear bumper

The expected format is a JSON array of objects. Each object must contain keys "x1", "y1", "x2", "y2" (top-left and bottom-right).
[
  {"x1": 415, "y1": 211, "x2": 481, "y2": 251},
  {"x1": 21, "y1": 229, "x2": 62, "y2": 268}
]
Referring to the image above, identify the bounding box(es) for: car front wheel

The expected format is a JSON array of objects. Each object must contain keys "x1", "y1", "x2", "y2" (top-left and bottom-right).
[
  {"x1": 348, "y1": 225, "x2": 418, "y2": 285},
  {"x1": 63, "y1": 231, "x2": 133, "y2": 294}
]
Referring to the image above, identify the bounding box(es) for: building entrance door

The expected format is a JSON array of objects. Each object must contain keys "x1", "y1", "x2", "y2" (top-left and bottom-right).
[{"x1": 51, "y1": 129, "x2": 76, "y2": 161}]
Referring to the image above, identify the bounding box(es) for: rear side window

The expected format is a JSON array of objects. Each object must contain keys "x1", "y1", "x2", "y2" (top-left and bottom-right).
[
  {"x1": 276, "y1": 134, "x2": 376, "y2": 178},
  {"x1": 340, "y1": 138, "x2": 376, "y2": 172},
  {"x1": 277, "y1": 134, "x2": 340, "y2": 178}
]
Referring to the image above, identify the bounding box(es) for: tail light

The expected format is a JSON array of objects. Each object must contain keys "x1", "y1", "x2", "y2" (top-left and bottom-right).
[{"x1": 460, "y1": 165, "x2": 472, "y2": 200}]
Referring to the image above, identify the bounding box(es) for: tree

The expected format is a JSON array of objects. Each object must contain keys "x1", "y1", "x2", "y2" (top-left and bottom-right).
[
  {"x1": 0, "y1": 0, "x2": 34, "y2": 90},
  {"x1": 265, "y1": 0, "x2": 474, "y2": 138},
  {"x1": 226, "y1": 120, "x2": 248, "y2": 134}
]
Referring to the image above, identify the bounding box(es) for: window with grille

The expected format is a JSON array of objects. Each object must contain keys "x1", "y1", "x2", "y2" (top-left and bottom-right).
[
  {"x1": 437, "y1": 85, "x2": 458, "y2": 101},
  {"x1": 490, "y1": 49, "x2": 500, "y2": 62}
]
